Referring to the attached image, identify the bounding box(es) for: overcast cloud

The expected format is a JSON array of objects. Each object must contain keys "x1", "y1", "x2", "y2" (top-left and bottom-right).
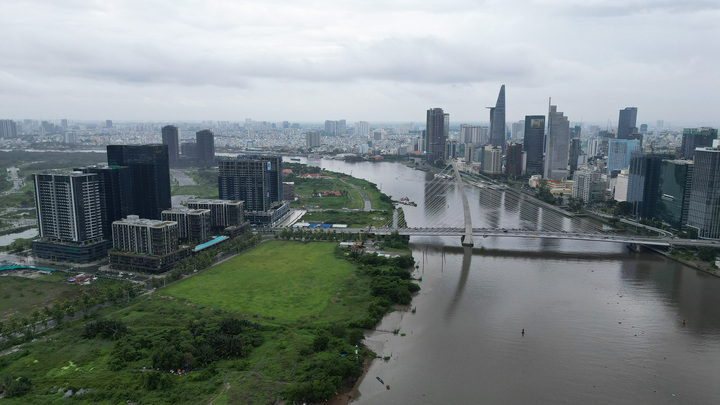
[{"x1": 1, "y1": 0, "x2": 718, "y2": 125}]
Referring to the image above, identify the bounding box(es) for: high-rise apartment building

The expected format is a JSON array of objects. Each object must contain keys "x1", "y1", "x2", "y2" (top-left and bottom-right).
[
  {"x1": 573, "y1": 170, "x2": 603, "y2": 203},
  {"x1": 110, "y1": 215, "x2": 189, "y2": 272},
  {"x1": 523, "y1": 115, "x2": 545, "y2": 176},
  {"x1": 196, "y1": 129, "x2": 215, "y2": 166},
  {"x1": 218, "y1": 155, "x2": 283, "y2": 212},
  {"x1": 681, "y1": 127, "x2": 717, "y2": 160},
  {"x1": 489, "y1": 85, "x2": 506, "y2": 151},
  {"x1": 687, "y1": 144, "x2": 720, "y2": 238},
  {"x1": 355, "y1": 121, "x2": 369, "y2": 136},
  {"x1": 161, "y1": 125, "x2": 180, "y2": 167},
  {"x1": 460, "y1": 125, "x2": 484, "y2": 144},
  {"x1": 32, "y1": 171, "x2": 110, "y2": 263},
  {"x1": 425, "y1": 108, "x2": 448, "y2": 163},
  {"x1": 544, "y1": 103, "x2": 570, "y2": 181},
  {"x1": 106, "y1": 120, "x2": 113, "y2": 128},
  {"x1": 617, "y1": 107, "x2": 638, "y2": 140},
  {"x1": 74, "y1": 165, "x2": 134, "y2": 240},
  {"x1": 483, "y1": 145, "x2": 503, "y2": 174},
  {"x1": 306, "y1": 131, "x2": 321, "y2": 148},
  {"x1": 0, "y1": 119, "x2": 18, "y2": 138},
  {"x1": 106, "y1": 144, "x2": 171, "y2": 220}
]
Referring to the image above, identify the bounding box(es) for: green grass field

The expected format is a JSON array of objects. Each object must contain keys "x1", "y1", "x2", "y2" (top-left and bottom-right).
[
  {"x1": 161, "y1": 241, "x2": 355, "y2": 320},
  {"x1": 290, "y1": 177, "x2": 364, "y2": 209},
  {"x1": 300, "y1": 210, "x2": 391, "y2": 227},
  {"x1": 0, "y1": 274, "x2": 82, "y2": 320}
]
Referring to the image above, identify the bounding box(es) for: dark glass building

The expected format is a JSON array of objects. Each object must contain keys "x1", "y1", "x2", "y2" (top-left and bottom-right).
[
  {"x1": 505, "y1": 141, "x2": 524, "y2": 176},
  {"x1": 218, "y1": 155, "x2": 283, "y2": 212},
  {"x1": 425, "y1": 108, "x2": 448, "y2": 163},
  {"x1": 106, "y1": 144, "x2": 171, "y2": 220},
  {"x1": 617, "y1": 107, "x2": 638, "y2": 140},
  {"x1": 75, "y1": 165, "x2": 134, "y2": 239},
  {"x1": 196, "y1": 129, "x2": 215, "y2": 166},
  {"x1": 161, "y1": 125, "x2": 180, "y2": 167},
  {"x1": 681, "y1": 127, "x2": 717, "y2": 160},
  {"x1": 523, "y1": 115, "x2": 545, "y2": 176},
  {"x1": 687, "y1": 146, "x2": 720, "y2": 238},
  {"x1": 568, "y1": 137, "x2": 582, "y2": 176},
  {"x1": 627, "y1": 152, "x2": 672, "y2": 219},
  {"x1": 656, "y1": 160, "x2": 693, "y2": 230}
]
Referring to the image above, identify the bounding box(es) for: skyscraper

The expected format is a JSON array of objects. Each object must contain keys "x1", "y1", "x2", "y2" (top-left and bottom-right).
[
  {"x1": 218, "y1": 155, "x2": 283, "y2": 212},
  {"x1": 627, "y1": 152, "x2": 671, "y2": 219},
  {"x1": 425, "y1": 108, "x2": 448, "y2": 163},
  {"x1": 355, "y1": 121, "x2": 369, "y2": 136},
  {"x1": 196, "y1": 129, "x2": 215, "y2": 166},
  {"x1": 107, "y1": 144, "x2": 171, "y2": 220},
  {"x1": 617, "y1": 107, "x2": 638, "y2": 140},
  {"x1": 161, "y1": 125, "x2": 180, "y2": 167},
  {"x1": 306, "y1": 131, "x2": 321, "y2": 148},
  {"x1": 681, "y1": 127, "x2": 718, "y2": 160},
  {"x1": 523, "y1": 115, "x2": 545, "y2": 176},
  {"x1": 687, "y1": 144, "x2": 720, "y2": 238},
  {"x1": 489, "y1": 85, "x2": 506, "y2": 151},
  {"x1": 505, "y1": 142, "x2": 524, "y2": 176},
  {"x1": 32, "y1": 171, "x2": 110, "y2": 262},
  {"x1": 544, "y1": 103, "x2": 570, "y2": 181},
  {"x1": 657, "y1": 159, "x2": 693, "y2": 230}
]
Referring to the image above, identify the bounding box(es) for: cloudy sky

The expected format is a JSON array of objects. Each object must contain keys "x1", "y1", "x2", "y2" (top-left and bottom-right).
[{"x1": 1, "y1": 0, "x2": 718, "y2": 126}]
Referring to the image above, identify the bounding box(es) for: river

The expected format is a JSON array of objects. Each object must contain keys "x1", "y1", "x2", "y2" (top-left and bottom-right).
[{"x1": 293, "y1": 157, "x2": 720, "y2": 404}]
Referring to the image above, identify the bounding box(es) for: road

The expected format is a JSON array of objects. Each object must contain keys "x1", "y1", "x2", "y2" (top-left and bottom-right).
[
  {"x1": 340, "y1": 178, "x2": 372, "y2": 211},
  {"x1": 170, "y1": 169, "x2": 196, "y2": 186}
]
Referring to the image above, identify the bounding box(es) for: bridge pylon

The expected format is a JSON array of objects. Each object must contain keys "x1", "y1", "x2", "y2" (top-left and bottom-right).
[{"x1": 451, "y1": 161, "x2": 474, "y2": 247}]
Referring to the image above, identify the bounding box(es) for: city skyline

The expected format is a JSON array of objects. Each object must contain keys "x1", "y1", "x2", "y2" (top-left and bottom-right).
[{"x1": 1, "y1": 1, "x2": 718, "y2": 125}]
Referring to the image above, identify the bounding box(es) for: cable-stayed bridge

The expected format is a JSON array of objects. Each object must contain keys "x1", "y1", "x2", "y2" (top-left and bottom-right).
[{"x1": 285, "y1": 162, "x2": 719, "y2": 249}]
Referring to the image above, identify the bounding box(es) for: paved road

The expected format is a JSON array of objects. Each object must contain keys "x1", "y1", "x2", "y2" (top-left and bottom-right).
[
  {"x1": 341, "y1": 179, "x2": 371, "y2": 211},
  {"x1": 170, "y1": 169, "x2": 196, "y2": 186}
]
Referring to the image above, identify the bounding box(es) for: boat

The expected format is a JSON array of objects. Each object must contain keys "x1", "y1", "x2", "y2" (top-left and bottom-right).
[
  {"x1": 411, "y1": 307, "x2": 416, "y2": 313},
  {"x1": 290, "y1": 158, "x2": 300, "y2": 162},
  {"x1": 376, "y1": 376, "x2": 385, "y2": 384}
]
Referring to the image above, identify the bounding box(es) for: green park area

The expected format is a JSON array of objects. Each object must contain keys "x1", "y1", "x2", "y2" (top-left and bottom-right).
[
  {"x1": 170, "y1": 169, "x2": 219, "y2": 199},
  {"x1": 162, "y1": 241, "x2": 357, "y2": 320},
  {"x1": 0, "y1": 239, "x2": 417, "y2": 403}
]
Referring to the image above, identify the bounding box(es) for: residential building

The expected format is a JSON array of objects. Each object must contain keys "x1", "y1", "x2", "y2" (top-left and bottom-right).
[
  {"x1": 110, "y1": 215, "x2": 189, "y2": 273},
  {"x1": 306, "y1": 131, "x2": 321, "y2": 148},
  {"x1": 74, "y1": 165, "x2": 134, "y2": 240},
  {"x1": 32, "y1": 171, "x2": 109, "y2": 263},
  {"x1": 354, "y1": 121, "x2": 369, "y2": 136},
  {"x1": 161, "y1": 208, "x2": 211, "y2": 242},
  {"x1": 573, "y1": 170, "x2": 603, "y2": 202},
  {"x1": 187, "y1": 199, "x2": 245, "y2": 232},
  {"x1": 0, "y1": 119, "x2": 18, "y2": 138},
  {"x1": 483, "y1": 145, "x2": 502, "y2": 174}
]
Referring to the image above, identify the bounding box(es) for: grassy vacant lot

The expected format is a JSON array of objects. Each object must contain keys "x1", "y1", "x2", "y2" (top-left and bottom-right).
[
  {"x1": 300, "y1": 210, "x2": 392, "y2": 227},
  {"x1": 170, "y1": 169, "x2": 219, "y2": 199},
  {"x1": 0, "y1": 273, "x2": 81, "y2": 319},
  {"x1": 342, "y1": 176, "x2": 393, "y2": 211},
  {"x1": 291, "y1": 177, "x2": 363, "y2": 209},
  {"x1": 162, "y1": 241, "x2": 355, "y2": 320}
]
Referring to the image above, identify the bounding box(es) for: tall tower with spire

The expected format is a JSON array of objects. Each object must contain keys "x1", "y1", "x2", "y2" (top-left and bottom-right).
[{"x1": 489, "y1": 85, "x2": 506, "y2": 152}]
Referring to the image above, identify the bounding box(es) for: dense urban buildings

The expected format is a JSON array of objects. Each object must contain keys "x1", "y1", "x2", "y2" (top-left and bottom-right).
[
  {"x1": 161, "y1": 125, "x2": 180, "y2": 167},
  {"x1": 544, "y1": 103, "x2": 570, "y2": 181},
  {"x1": 523, "y1": 115, "x2": 545, "y2": 176},
  {"x1": 32, "y1": 171, "x2": 109, "y2": 263},
  {"x1": 489, "y1": 85, "x2": 506, "y2": 151},
  {"x1": 425, "y1": 108, "x2": 448, "y2": 163},
  {"x1": 106, "y1": 144, "x2": 171, "y2": 220}
]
